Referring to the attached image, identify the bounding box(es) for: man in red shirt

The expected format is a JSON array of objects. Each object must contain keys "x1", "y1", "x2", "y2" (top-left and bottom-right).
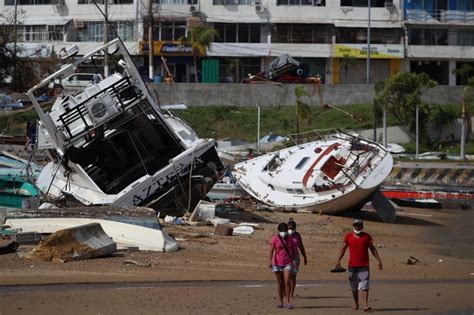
[{"x1": 335, "y1": 219, "x2": 383, "y2": 312}]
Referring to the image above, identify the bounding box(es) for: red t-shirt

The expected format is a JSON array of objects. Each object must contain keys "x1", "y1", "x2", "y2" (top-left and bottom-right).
[{"x1": 344, "y1": 232, "x2": 373, "y2": 267}]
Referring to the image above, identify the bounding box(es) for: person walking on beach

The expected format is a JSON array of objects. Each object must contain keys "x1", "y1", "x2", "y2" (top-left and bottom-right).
[
  {"x1": 287, "y1": 219, "x2": 307, "y2": 298},
  {"x1": 335, "y1": 219, "x2": 383, "y2": 312},
  {"x1": 269, "y1": 222, "x2": 295, "y2": 309}
]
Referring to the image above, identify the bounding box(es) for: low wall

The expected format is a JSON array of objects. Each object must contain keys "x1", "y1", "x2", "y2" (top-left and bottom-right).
[{"x1": 149, "y1": 83, "x2": 465, "y2": 107}]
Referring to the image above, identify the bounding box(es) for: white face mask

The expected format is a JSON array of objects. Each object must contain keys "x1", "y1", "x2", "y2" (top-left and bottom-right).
[
  {"x1": 288, "y1": 229, "x2": 295, "y2": 235},
  {"x1": 279, "y1": 232, "x2": 287, "y2": 238},
  {"x1": 353, "y1": 229, "x2": 363, "y2": 235}
]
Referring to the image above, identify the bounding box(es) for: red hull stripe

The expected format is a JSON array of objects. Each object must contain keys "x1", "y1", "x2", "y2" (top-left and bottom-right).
[
  {"x1": 302, "y1": 143, "x2": 339, "y2": 186},
  {"x1": 382, "y1": 190, "x2": 474, "y2": 200}
]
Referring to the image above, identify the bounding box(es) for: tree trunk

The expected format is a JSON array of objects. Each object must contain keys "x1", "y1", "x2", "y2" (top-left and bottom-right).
[{"x1": 194, "y1": 55, "x2": 199, "y2": 83}]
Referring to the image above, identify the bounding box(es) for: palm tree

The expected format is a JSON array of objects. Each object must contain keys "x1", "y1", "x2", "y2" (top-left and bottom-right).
[
  {"x1": 179, "y1": 25, "x2": 218, "y2": 82},
  {"x1": 340, "y1": 53, "x2": 357, "y2": 84}
]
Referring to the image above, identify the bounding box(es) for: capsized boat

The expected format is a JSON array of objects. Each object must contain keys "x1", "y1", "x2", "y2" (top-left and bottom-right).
[
  {"x1": 27, "y1": 38, "x2": 223, "y2": 213},
  {"x1": 232, "y1": 132, "x2": 394, "y2": 220},
  {"x1": 0, "y1": 151, "x2": 41, "y2": 209}
]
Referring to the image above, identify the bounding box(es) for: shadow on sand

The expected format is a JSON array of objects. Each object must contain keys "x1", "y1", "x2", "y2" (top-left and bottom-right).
[{"x1": 336, "y1": 210, "x2": 443, "y2": 227}]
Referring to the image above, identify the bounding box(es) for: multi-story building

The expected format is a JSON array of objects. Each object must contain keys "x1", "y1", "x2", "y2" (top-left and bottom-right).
[
  {"x1": 0, "y1": 0, "x2": 472, "y2": 85},
  {"x1": 404, "y1": 0, "x2": 474, "y2": 86}
]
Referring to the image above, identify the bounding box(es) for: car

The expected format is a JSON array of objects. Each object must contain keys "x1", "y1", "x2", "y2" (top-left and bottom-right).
[
  {"x1": 48, "y1": 73, "x2": 96, "y2": 90},
  {"x1": 0, "y1": 93, "x2": 23, "y2": 110}
]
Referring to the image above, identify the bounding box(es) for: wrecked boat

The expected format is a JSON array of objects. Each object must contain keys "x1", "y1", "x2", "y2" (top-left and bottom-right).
[
  {"x1": 232, "y1": 132, "x2": 395, "y2": 221},
  {"x1": 27, "y1": 38, "x2": 223, "y2": 213}
]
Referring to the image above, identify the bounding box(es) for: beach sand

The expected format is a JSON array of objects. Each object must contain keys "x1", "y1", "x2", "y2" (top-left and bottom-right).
[{"x1": 0, "y1": 205, "x2": 473, "y2": 314}]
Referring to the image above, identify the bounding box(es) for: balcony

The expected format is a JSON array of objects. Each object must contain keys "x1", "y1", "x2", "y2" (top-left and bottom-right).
[{"x1": 406, "y1": 9, "x2": 474, "y2": 24}]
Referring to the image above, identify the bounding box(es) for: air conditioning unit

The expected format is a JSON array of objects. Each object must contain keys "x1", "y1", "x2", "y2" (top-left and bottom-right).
[
  {"x1": 74, "y1": 19, "x2": 85, "y2": 28},
  {"x1": 86, "y1": 95, "x2": 118, "y2": 125},
  {"x1": 189, "y1": 5, "x2": 198, "y2": 13},
  {"x1": 255, "y1": 3, "x2": 264, "y2": 12}
]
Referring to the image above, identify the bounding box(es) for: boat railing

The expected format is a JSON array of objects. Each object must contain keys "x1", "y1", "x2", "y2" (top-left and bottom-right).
[{"x1": 57, "y1": 76, "x2": 142, "y2": 144}]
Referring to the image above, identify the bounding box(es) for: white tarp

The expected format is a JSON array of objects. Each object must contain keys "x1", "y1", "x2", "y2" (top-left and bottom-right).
[{"x1": 269, "y1": 54, "x2": 300, "y2": 70}]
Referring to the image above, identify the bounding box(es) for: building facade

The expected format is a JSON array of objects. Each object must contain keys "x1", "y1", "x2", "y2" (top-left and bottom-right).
[{"x1": 0, "y1": 0, "x2": 473, "y2": 85}]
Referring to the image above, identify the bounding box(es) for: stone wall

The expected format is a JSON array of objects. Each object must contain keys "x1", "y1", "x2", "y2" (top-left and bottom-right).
[{"x1": 149, "y1": 83, "x2": 465, "y2": 107}]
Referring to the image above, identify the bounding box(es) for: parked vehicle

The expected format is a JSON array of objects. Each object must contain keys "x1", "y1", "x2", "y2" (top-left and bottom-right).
[
  {"x1": 0, "y1": 93, "x2": 24, "y2": 110},
  {"x1": 48, "y1": 73, "x2": 96, "y2": 90}
]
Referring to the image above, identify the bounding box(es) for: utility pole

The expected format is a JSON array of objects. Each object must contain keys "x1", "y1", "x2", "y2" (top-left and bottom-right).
[
  {"x1": 148, "y1": 0, "x2": 154, "y2": 80},
  {"x1": 460, "y1": 88, "x2": 467, "y2": 160},
  {"x1": 367, "y1": 0, "x2": 376, "y2": 142},
  {"x1": 103, "y1": 0, "x2": 109, "y2": 77},
  {"x1": 13, "y1": 0, "x2": 17, "y2": 83}
]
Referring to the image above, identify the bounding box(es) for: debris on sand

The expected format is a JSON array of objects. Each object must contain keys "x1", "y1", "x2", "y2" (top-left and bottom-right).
[
  {"x1": 22, "y1": 223, "x2": 116, "y2": 263},
  {"x1": 123, "y1": 260, "x2": 152, "y2": 267}
]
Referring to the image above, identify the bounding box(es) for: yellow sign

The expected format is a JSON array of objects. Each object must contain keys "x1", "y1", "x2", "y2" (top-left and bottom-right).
[
  {"x1": 139, "y1": 41, "x2": 193, "y2": 56},
  {"x1": 335, "y1": 44, "x2": 403, "y2": 59}
]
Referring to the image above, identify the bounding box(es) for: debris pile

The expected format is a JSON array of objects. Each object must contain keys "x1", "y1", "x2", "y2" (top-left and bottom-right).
[{"x1": 22, "y1": 223, "x2": 116, "y2": 263}]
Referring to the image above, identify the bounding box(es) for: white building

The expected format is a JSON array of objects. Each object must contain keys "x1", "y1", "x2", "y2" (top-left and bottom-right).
[{"x1": 0, "y1": 0, "x2": 472, "y2": 85}]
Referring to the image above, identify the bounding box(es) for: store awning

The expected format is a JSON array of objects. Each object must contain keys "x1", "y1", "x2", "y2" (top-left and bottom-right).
[
  {"x1": 208, "y1": 43, "x2": 271, "y2": 57},
  {"x1": 22, "y1": 18, "x2": 71, "y2": 26}
]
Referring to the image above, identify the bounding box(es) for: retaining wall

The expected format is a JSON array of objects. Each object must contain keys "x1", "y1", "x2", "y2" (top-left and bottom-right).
[{"x1": 149, "y1": 83, "x2": 465, "y2": 107}]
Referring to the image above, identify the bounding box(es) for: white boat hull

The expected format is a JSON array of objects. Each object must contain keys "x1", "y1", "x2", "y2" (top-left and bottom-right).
[
  {"x1": 6, "y1": 218, "x2": 178, "y2": 252},
  {"x1": 233, "y1": 133, "x2": 393, "y2": 214}
]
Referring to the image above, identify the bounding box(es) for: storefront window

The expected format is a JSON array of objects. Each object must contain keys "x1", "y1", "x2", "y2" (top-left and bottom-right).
[
  {"x1": 409, "y1": 28, "x2": 447, "y2": 45},
  {"x1": 336, "y1": 28, "x2": 400, "y2": 44},
  {"x1": 213, "y1": 23, "x2": 260, "y2": 43}
]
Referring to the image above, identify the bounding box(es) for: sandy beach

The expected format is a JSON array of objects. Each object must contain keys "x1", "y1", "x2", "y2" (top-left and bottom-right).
[{"x1": 0, "y1": 205, "x2": 473, "y2": 314}]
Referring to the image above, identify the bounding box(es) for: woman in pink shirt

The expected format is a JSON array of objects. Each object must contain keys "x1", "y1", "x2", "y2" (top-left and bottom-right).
[
  {"x1": 287, "y1": 219, "x2": 308, "y2": 298},
  {"x1": 269, "y1": 222, "x2": 295, "y2": 309}
]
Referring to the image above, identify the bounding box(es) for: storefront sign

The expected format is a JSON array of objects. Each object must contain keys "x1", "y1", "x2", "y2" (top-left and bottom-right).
[
  {"x1": 335, "y1": 44, "x2": 403, "y2": 59},
  {"x1": 139, "y1": 41, "x2": 194, "y2": 56}
]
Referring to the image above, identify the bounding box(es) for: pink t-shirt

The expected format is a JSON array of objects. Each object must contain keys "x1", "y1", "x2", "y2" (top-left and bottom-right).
[
  {"x1": 270, "y1": 235, "x2": 293, "y2": 266},
  {"x1": 288, "y1": 232, "x2": 302, "y2": 258}
]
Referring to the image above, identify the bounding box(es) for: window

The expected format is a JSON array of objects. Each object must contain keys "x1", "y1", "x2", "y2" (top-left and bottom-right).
[
  {"x1": 213, "y1": 0, "x2": 252, "y2": 4},
  {"x1": 75, "y1": 21, "x2": 134, "y2": 42},
  {"x1": 272, "y1": 24, "x2": 333, "y2": 44},
  {"x1": 277, "y1": 0, "x2": 325, "y2": 5},
  {"x1": 78, "y1": 0, "x2": 133, "y2": 4},
  {"x1": 143, "y1": 21, "x2": 185, "y2": 41},
  {"x1": 155, "y1": 0, "x2": 197, "y2": 4},
  {"x1": 18, "y1": 25, "x2": 48, "y2": 41},
  {"x1": 408, "y1": 28, "x2": 447, "y2": 46},
  {"x1": 5, "y1": 0, "x2": 52, "y2": 4},
  {"x1": 458, "y1": 30, "x2": 474, "y2": 46},
  {"x1": 341, "y1": 0, "x2": 391, "y2": 7},
  {"x1": 336, "y1": 28, "x2": 400, "y2": 44},
  {"x1": 295, "y1": 157, "x2": 310, "y2": 170},
  {"x1": 213, "y1": 23, "x2": 260, "y2": 43},
  {"x1": 17, "y1": 25, "x2": 65, "y2": 42}
]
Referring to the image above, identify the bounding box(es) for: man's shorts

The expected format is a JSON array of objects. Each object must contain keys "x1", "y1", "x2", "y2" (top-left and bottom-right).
[
  {"x1": 348, "y1": 266, "x2": 370, "y2": 291},
  {"x1": 272, "y1": 264, "x2": 292, "y2": 272}
]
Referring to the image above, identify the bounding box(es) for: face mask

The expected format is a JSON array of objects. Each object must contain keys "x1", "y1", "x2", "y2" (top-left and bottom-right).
[
  {"x1": 353, "y1": 229, "x2": 363, "y2": 235},
  {"x1": 279, "y1": 232, "x2": 287, "y2": 238},
  {"x1": 288, "y1": 229, "x2": 295, "y2": 235}
]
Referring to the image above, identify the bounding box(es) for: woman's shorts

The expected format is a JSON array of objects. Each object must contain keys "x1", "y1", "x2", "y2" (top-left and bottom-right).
[
  {"x1": 348, "y1": 266, "x2": 370, "y2": 291},
  {"x1": 272, "y1": 264, "x2": 292, "y2": 272}
]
